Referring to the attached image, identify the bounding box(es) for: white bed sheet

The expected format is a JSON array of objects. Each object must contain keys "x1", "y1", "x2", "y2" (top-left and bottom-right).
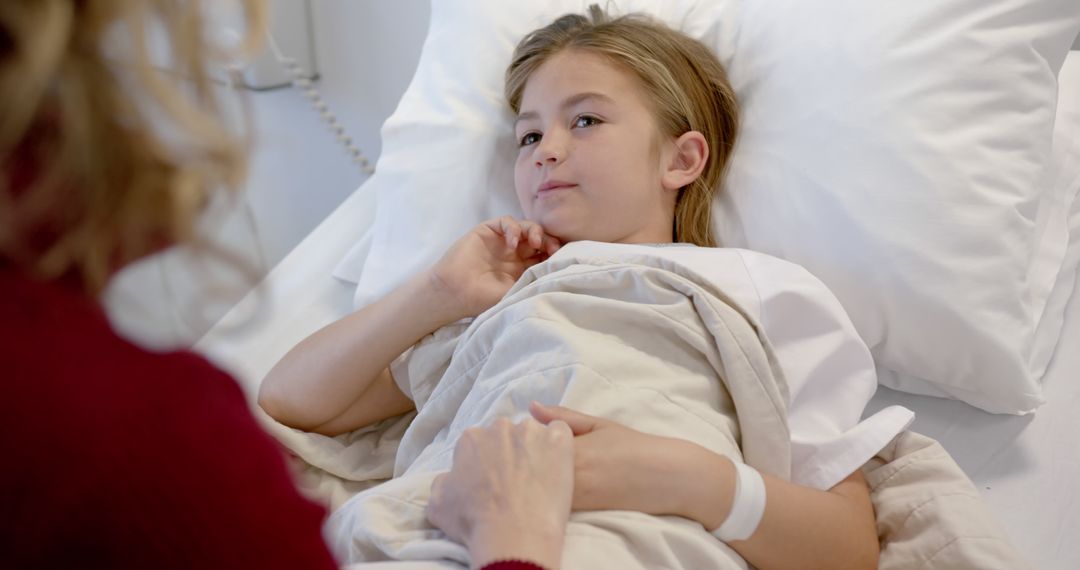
[
  {"x1": 196, "y1": 64, "x2": 1080, "y2": 570},
  {"x1": 197, "y1": 186, "x2": 375, "y2": 397}
]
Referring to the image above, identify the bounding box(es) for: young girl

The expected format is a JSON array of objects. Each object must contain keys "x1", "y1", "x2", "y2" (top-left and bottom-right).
[{"x1": 261, "y1": 7, "x2": 907, "y2": 569}]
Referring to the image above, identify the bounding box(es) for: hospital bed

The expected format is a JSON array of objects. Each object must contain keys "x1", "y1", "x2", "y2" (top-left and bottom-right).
[{"x1": 196, "y1": 43, "x2": 1080, "y2": 570}]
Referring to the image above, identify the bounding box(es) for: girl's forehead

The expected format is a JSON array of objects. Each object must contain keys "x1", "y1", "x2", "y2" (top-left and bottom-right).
[
  {"x1": 533, "y1": 50, "x2": 630, "y2": 85},
  {"x1": 521, "y1": 50, "x2": 644, "y2": 108}
]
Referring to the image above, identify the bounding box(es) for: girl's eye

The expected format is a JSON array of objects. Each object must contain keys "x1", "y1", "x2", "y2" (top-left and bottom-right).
[
  {"x1": 573, "y1": 115, "x2": 602, "y2": 129},
  {"x1": 519, "y1": 132, "x2": 541, "y2": 147},
  {"x1": 518, "y1": 116, "x2": 600, "y2": 147}
]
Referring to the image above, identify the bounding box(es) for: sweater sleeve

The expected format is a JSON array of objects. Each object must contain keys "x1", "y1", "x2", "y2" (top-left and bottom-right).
[
  {"x1": 479, "y1": 562, "x2": 548, "y2": 570},
  {"x1": 94, "y1": 354, "x2": 341, "y2": 569},
  {"x1": 0, "y1": 272, "x2": 337, "y2": 569}
]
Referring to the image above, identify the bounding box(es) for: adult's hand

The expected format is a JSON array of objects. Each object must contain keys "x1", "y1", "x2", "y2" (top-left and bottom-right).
[{"x1": 427, "y1": 416, "x2": 575, "y2": 569}]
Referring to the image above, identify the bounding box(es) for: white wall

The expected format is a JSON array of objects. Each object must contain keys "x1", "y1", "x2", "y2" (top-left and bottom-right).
[
  {"x1": 309, "y1": 0, "x2": 432, "y2": 162},
  {"x1": 105, "y1": 1, "x2": 432, "y2": 349}
]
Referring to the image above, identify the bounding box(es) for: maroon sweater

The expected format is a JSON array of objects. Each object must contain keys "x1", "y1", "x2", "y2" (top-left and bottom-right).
[{"x1": 0, "y1": 267, "x2": 338, "y2": 569}]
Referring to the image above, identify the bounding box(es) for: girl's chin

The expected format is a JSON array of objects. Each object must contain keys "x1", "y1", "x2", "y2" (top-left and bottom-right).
[{"x1": 532, "y1": 216, "x2": 579, "y2": 243}]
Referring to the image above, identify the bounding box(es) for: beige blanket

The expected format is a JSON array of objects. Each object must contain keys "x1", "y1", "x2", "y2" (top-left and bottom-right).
[
  {"x1": 261, "y1": 248, "x2": 1026, "y2": 569},
  {"x1": 320, "y1": 248, "x2": 792, "y2": 568},
  {"x1": 862, "y1": 431, "x2": 1031, "y2": 570}
]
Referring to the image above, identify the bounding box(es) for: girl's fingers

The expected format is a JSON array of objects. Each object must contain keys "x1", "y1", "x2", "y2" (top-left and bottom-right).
[
  {"x1": 513, "y1": 219, "x2": 542, "y2": 252},
  {"x1": 487, "y1": 216, "x2": 516, "y2": 248},
  {"x1": 543, "y1": 234, "x2": 562, "y2": 256},
  {"x1": 529, "y1": 401, "x2": 604, "y2": 435},
  {"x1": 482, "y1": 217, "x2": 513, "y2": 249},
  {"x1": 546, "y1": 419, "x2": 574, "y2": 442},
  {"x1": 519, "y1": 220, "x2": 560, "y2": 256},
  {"x1": 499, "y1": 216, "x2": 522, "y2": 249},
  {"x1": 486, "y1": 216, "x2": 559, "y2": 257},
  {"x1": 528, "y1": 224, "x2": 543, "y2": 250},
  {"x1": 430, "y1": 472, "x2": 447, "y2": 496}
]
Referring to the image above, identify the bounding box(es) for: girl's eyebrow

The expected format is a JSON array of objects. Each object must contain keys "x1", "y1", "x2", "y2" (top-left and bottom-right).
[{"x1": 515, "y1": 91, "x2": 616, "y2": 127}]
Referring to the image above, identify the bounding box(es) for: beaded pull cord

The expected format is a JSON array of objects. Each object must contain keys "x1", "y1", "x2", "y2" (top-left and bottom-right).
[{"x1": 266, "y1": 31, "x2": 375, "y2": 176}]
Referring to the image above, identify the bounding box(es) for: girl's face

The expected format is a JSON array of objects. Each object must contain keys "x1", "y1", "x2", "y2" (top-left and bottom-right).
[{"x1": 513, "y1": 49, "x2": 677, "y2": 244}]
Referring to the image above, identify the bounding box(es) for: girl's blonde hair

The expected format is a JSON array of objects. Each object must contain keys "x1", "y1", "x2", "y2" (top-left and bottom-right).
[
  {"x1": 505, "y1": 5, "x2": 739, "y2": 247},
  {"x1": 0, "y1": 0, "x2": 265, "y2": 297}
]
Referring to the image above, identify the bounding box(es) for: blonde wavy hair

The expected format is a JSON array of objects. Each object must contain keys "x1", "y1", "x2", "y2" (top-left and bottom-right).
[
  {"x1": 0, "y1": 0, "x2": 266, "y2": 297},
  {"x1": 505, "y1": 5, "x2": 739, "y2": 247}
]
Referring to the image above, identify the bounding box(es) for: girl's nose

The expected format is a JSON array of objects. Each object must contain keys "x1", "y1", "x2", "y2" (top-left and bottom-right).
[{"x1": 535, "y1": 134, "x2": 566, "y2": 167}]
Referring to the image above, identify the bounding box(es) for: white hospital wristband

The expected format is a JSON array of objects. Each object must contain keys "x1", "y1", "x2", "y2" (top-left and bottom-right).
[{"x1": 710, "y1": 460, "x2": 767, "y2": 542}]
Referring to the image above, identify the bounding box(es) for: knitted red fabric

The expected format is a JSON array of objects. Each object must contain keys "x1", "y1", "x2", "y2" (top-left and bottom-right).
[{"x1": 0, "y1": 268, "x2": 338, "y2": 569}]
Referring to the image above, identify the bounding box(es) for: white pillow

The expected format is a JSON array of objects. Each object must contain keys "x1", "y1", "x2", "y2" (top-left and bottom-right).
[
  {"x1": 1031, "y1": 51, "x2": 1080, "y2": 378},
  {"x1": 336, "y1": 1, "x2": 1080, "y2": 414}
]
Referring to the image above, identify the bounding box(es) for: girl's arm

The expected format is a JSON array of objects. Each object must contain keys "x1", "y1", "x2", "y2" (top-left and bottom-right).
[
  {"x1": 684, "y1": 451, "x2": 878, "y2": 570},
  {"x1": 259, "y1": 217, "x2": 560, "y2": 437},
  {"x1": 257, "y1": 271, "x2": 464, "y2": 436},
  {"x1": 531, "y1": 403, "x2": 878, "y2": 570}
]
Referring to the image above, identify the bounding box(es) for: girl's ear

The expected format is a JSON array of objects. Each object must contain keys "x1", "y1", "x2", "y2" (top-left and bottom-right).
[{"x1": 661, "y1": 131, "x2": 709, "y2": 192}]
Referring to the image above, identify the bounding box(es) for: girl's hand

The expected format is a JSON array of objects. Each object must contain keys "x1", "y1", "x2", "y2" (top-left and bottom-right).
[
  {"x1": 426, "y1": 417, "x2": 575, "y2": 569},
  {"x1": 428, "y1": 216, "x2": 562, "y2": 320},
  {"x1": 533, "y1": 404, "x2": 882, "y2": 570},
  {"x1": 529, "y1": 401, "x2": 722, "y2": 524}
]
